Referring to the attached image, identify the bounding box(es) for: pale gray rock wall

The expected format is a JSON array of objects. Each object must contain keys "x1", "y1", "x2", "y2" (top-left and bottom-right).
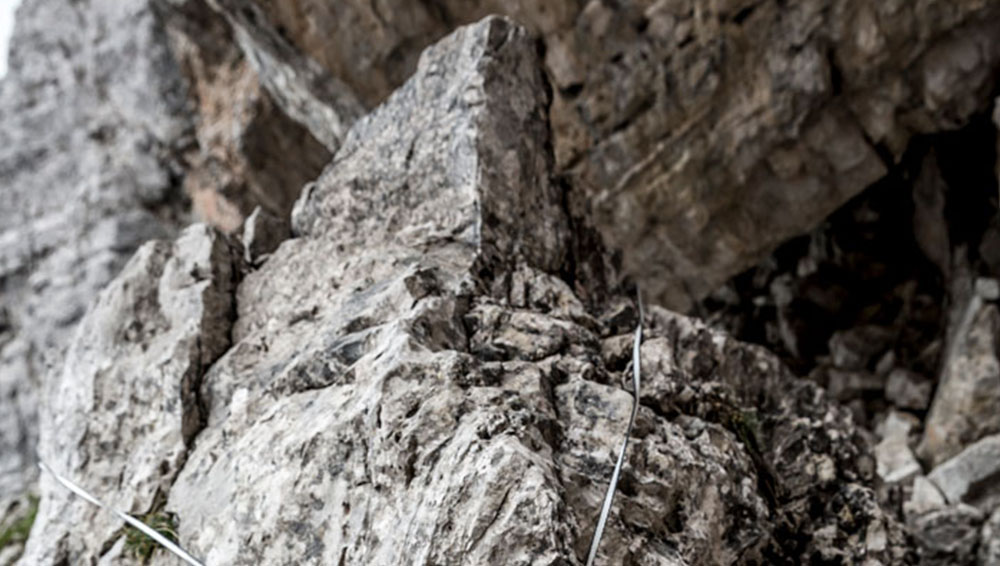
[
  {"x1": 2, "y1": 0, "x2": 999, "y2": 563},
  {"x1": 0, "y1": 0, "x2": 194, "y2": 500},
  {"x1": 18, "y1": 224, "x2": 236, "y2": 564},
  {"x1": 0, "y1": 0, "x2": 362, "y2": 506}
]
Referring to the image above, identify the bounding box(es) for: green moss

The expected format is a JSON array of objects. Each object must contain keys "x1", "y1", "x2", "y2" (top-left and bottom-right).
[
  {"x1": 0, "y1": 495, "x2": 39, "y2": 554},
  {"x1": 123, "y1": 511, "x2": 179, "y2": 564},
  {"x1": 728, "y1": 408, "x2": 762, "y2": 454}
]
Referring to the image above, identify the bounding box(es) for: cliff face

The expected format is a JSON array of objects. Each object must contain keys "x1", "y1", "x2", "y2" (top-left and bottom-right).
[
  {"x1": 213, "y1": 0, "x2": 1000, "y2": 310},
  {"x1": 1, "y1": 0, "x2": 999, "y2": 565},
  {"x1": 0, "y1": 0, "x2": 193, "y2": 502}
]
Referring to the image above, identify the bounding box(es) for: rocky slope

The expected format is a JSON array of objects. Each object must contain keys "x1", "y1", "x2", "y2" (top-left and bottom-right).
[{"x1": 1, "y1": 0, "x2": 999, "y2": 565}]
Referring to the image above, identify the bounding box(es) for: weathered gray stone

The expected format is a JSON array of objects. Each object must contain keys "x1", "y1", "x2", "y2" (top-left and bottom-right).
[
  {"x1": 886, "y1": 368, "x2": 933, "y2": 412},
  {"x1": 826, "y1": 368, "x2": 885, "y2": 403},
  {"x1": 875, "y1": 411, "x2": 922, "y2": 485},
  {"x1": 904, "y1": 476, "x2": 947, "y2": 521},
  {"x1": 928, "y1": 434, "x2": 1000, "y2": 512},
  {"x1": 17, "y1": 225, "x2": 236, "y2": 564},
  {"x1": 198, "y1": 0, "x2": 364, "y2": 152},
  {"x1": 17, "y1": 17, "x2": 910, "y2": 565},
  {"x1": 7, "y1": 0, "x2": 999, "y2": 560},
  {"x1": 829, "y1": 325, "x2": 895, "y2": 371},
  {"x1": 197, "y1": 0, "x2": 1000, "y2": 310},
  {"x1": 920, "y1": 300, "x2": 1000, "y2": 467},
  {"x1": 160, "y1": 0, "x2": 350, "y2": 232},
  {"x1": 241, "y1": 205, "x2": 289, "y2": 266},
  {"x1": 0, "y1": 0, "x2": 194, "y2": 501},
  {"x1": 980, "y1": 507, "x2": 1000, "y2": 566},
  {"x1": 911, "y1": 505, "x2": 983, "y2": 566},
  {"x1": 0, "y1": 493, "x2": 36, "y2": 566},
  {"x1": 0, "y1": 0, "x2": 364, "y2": 508}
]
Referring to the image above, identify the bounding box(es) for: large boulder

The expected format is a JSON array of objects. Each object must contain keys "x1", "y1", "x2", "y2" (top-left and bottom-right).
[{"x1": 17, "y1": 17, "x2": 909, "y2": 565}]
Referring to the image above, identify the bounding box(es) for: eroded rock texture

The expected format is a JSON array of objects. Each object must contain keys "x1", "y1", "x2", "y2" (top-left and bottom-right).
[
  {"x1": 19, "y1": 225, "x2": 236, "y2": 564},
  {"x1": 13, "y1": 17, "x2": 911, "y2": 566},
  {"x1": 3, "y1": 0, "x2": 1000, "y2": 564},
  {"x1": 160, "y1": 0, "x2": 362, "y2": 231},
  {"x1": 0, "y1": 0, "x2": 358, "y2": 508},
  {"x1": 0, "y1": 0, "x2": 193, "y2": 502},
  {"x1": 699, "y1": 106, "x2": 1000, "y2": 564},
  {"x1": 204, "y1": 0, "x2": 1000, "y2": 310}
]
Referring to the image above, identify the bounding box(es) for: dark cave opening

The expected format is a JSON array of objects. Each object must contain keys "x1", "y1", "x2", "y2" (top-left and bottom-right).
[{"x1": 701, "y1": 112, "x2": 999, "y2": 428}]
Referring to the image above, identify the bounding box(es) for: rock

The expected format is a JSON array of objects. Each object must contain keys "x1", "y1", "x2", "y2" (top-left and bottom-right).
[
  {"x1": 825, "y1": 368, "x2": 885, "y2": 402},
  {"x1": 182, "y1": 0, "x2": 1000, "y2": 310},
  {"x1": 161, "y1": 0, "x2": 355, "y2": 231},
  {"x1": 911, "y1": 504, "x2": 983, "y2": 566},
  {"x1": 928, "y1": 434, "x2": 1000, "y2": 511},
  {"x1": 203, "y1": 0, "x2": 365, "y2": 152},
  {"x1": 0, "y1": 339, "x2": 36, "y2": 500},
  {"x1": 886, "y1": 368, "x2": 933, "y2": 411},
  {"x1": 829, "y1": 325, "x2": 894, "y2": 370},
  {"x1": 904, "y1": 476, "x2": 947, "y2": 521},
  {"x1": 0, "y1": 0, "x2": 360, "y2": 506},
  {"x1": 17, "y1": 225, "x2": 236, "y2": 564},
  {"x1": 920, "y1": 300, "x2": 1000, "y2": 467},
  {"x1": 875, "y1": 411, "x2": 922, "y2": 485},
  {"x1": 241, "y1": 205, "x2": 289, "y2": 266},
  {"x1": 6, "y1": 0, "x2": 999, "y2": 561},
  {"x1": 0, "y1": 0, "x2": 195, "y2": 502},
  {"x1": 980, "y1": 508, "x2": 1000, "y2": 566},
  {"x1": 976, "y1": 278, "x2": 1000, "y2": 301},
  {"x1": 17, "y1": 17, "x2": 910, "y2": 565}
]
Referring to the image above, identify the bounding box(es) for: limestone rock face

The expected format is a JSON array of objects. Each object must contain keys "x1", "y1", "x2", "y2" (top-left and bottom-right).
[
  {"x1": 910, "y1": 505, "x2": 984, "y2": 566},
  {"x1": 16, "y1": 17, "x2": 909, "y2": 566},
  {"x1": 928, "y1": 434, "x2": 1000, "y2": 512},
  {"x1": 17, "y1": 225, "x2": 236, "y2": 565},
  {"x1": 224, "y1": 0, "x2": 1000, "y2": 309},
  {"x1": 981, "y1": 508, "x2": 1000, "y2": 566},
  {"x1": 0, "y1": 0, "x2": 194, "y2": 501},
  {"x1": 0, "y1": 0, "x2": 361, "y2": 508}
]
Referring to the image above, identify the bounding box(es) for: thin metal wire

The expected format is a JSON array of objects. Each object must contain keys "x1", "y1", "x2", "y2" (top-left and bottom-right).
[
  {"x1": 38, "y1": 460, "x2": 205, "y2": 566},
  {"x1": 586, "y1": 288, "x2": 644, "y2": 566}
]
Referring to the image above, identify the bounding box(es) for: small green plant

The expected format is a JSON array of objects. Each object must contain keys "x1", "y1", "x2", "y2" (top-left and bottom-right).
[
  {"x1": 0, "y1": 495, "x2": 39, "y2": 556},
  {"x1": 124, "y1": 511, "x2": 179, "y2": 564},
  {"x1": 728, "y1": 408, "x2": 762, "y2": 454}
]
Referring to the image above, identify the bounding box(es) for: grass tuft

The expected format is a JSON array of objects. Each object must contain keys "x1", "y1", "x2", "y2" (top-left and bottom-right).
[
  {"x1": 0, "y1": 495, "x2": 39, "y2": 556},
  {"x1": 124, "y1": 511, "x2": 179, "y2": 564}
]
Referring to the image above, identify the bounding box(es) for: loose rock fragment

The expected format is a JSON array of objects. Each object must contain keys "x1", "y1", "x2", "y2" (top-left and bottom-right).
[
  {"x1": 875, "y1": 411, "x2": 922, "y2": 485},
  {"x1": 920, "y1": 302, "x2": 1000, "y2": 467},
  {"x1": 928, "y1": 434, "x2": 1000, "y2": 510},
  {"x1": 885, "y1": 369, "x2": 933, "y2": 412},
  {"x1": 911, "y1": 505, "x2": 983, "y2": 566}
]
